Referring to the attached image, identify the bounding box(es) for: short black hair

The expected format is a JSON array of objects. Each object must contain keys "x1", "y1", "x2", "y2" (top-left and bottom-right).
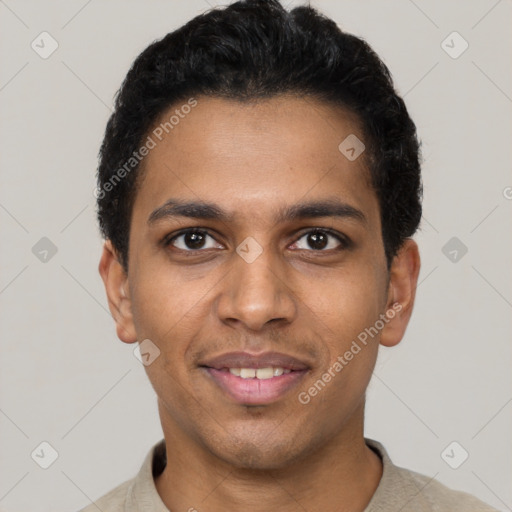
[{"x1": 96, "y1": 0, "x2": 422, "y2": 271}]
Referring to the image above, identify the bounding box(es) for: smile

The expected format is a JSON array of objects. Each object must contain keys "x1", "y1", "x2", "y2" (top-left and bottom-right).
[
  {"x1": 226, "y1": 367, "x2": 291, "y2": 379},
  {"x1": 202, "y1": 366, "x2": 308, "y2": 405}
]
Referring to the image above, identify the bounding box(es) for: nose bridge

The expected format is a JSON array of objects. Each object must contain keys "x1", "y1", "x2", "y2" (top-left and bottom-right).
[{"x1": 216, "y1": 241, "x2": 296, "y2": 330}]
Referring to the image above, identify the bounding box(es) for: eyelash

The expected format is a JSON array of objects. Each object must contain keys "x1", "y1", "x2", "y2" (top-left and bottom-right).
[{"x1": 162, "y1": 227, "x2": 351, "y2": 253}]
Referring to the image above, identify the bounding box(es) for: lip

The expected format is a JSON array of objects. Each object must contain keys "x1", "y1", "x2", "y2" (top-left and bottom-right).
[
  {"x1": 199, "y1": 351, "x2": 311, "y2": 405},
  {"x1": 202, "y1": 367, "x2": 309, "y2": 405},
  {"x1": 199, "y1": 351, "x2": 311, "y2": 371}
]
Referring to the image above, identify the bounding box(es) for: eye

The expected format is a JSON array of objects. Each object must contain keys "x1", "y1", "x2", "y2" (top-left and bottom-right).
[
  {"x1": 165, "y1": 229, "x2": 222, "y2": 251},
  {"x1": 164, "y1": 227, "x2": 350, "y2": 254},
  {"x1": 291, "y1": 229, "x2": 348, "y2": 251}
]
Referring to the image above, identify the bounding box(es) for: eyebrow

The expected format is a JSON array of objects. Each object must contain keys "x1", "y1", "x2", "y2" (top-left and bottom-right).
[{"x1": 147, "y1": 198, "x2": 367, "y2": 226}]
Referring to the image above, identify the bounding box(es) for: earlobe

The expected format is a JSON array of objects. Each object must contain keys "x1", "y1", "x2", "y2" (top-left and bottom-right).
[
  {"x1": 98, "y1": 240, "x2": 138, "y2": 344},
  {"x1": 380, "y1": 239, "x2": 421, "y2": 348}
]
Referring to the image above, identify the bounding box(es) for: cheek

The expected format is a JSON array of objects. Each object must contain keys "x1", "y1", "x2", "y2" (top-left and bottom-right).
[
  {"x1": 296, "y1": 265, "x2": 385, "y2": 395},
  {"x1": 131, "y1": 271, "x2": 205, "y2": 415},
  {"x1": 298, "y1": 264, "x2": 385, "y2": 341},
  {"x1": 129, "y1": 255, "x2": 215, "y2": 341},
  {"x1": 128, "y1": 258, "x2": 221, "y2": 396}
]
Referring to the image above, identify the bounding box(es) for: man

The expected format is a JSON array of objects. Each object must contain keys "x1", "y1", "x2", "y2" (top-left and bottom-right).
[{"x1": 83, "y1": 0, "x2": 497, "y2": 510}]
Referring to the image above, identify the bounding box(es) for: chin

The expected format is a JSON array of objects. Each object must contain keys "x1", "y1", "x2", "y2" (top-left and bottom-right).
[
  {"x1": 207, "y1": 428, "x2": 313, "y2": 471},
  {"x1": 221, "y1": 446, "x2": 298, "y2": 471}
]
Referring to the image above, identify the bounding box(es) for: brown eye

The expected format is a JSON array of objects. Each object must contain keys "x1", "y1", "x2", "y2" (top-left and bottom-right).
[
  {"x1": 292, "y1": 229, "x2": 347, "y2": 251},
  {"x1": 167, "y1": 230, "x2": 221, "y2": 251},
  {"x1": 306, "y1": 231, "x2": 329, "y2": 250}
]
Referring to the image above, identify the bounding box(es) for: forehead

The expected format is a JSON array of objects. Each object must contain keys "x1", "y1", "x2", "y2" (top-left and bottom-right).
[{"x1": 132, "y1": 95, "x2": 378, "y2": 227}]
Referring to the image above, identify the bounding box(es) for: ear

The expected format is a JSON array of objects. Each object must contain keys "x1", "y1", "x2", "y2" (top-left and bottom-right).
[
  {"x1": 98, "y1": 240, "x2": 138, "y2": 344},
  {"x1": 379, "y1": 239, "x2": 421, "y2": 348}
]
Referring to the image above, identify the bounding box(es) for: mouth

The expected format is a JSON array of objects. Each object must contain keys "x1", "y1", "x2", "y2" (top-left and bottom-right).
[{"x1": 199, "y1": 351, "x2": 311, "y2": 405}]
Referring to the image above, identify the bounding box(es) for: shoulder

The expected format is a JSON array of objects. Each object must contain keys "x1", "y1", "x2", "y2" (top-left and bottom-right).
[
  {"x1": 395, "y1": 465, "x2": 499, "y2": 511},
  {"x1": 76, "y1": 478, "x2": 133, "y2": 512},
  {"x1": 365, "y1": 439, "x2": 498, "y2": 512},
  {"x1": 74, "y1": 439, "x2": 167, "y2": 512}
]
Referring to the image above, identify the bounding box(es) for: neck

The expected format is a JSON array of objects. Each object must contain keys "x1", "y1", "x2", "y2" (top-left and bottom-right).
[{"x1": 154, "y1": 401, "x2": 382, "y2": 512}]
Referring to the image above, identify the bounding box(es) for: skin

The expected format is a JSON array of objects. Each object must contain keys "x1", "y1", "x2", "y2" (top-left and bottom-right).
[{"x1": 99, "y1": 95, "x2": 420, "y2": 512}]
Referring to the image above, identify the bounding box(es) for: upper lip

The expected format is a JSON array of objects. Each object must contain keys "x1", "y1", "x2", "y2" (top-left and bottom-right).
[{"x1": 200, "y1": 351, "x2": 311, "y2": 371}]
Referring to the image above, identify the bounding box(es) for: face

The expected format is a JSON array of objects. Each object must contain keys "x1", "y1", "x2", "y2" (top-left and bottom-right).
[{"x1": 100, "y1": 95, "x2": 419, "y2": 470}]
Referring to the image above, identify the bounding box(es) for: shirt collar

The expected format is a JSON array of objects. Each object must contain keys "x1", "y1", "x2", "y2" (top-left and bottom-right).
[
  {"x1": 124, "y1": 437, "x2": 432, "y2": 511},
  {"x1": 126, "y1": 438, "x2": 169, "y2": 512},
  {"x1": 364, "y1": 438, "x2": 432, "y2": 511}
]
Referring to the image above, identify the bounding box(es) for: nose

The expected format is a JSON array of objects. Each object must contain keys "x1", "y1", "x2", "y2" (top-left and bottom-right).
[{"x1": 215, "y1": 246, "x2": 297, "y2": 332}]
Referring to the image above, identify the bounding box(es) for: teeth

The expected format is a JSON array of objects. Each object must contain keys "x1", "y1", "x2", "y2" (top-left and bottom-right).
[
  {"x1": 228, "y1": 367, "x2": 289, "y2": 379},
  {"x1": 256, "y1": 367, "x2": 274, "y2": 380},
  {"x1": 240, "y1": 368, "x2": 256, "y2": 378}
]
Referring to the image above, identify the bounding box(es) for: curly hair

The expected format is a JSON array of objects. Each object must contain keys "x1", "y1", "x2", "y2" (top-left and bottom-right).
[{"x1": 96, "y1": 0, "x2": 422, "y2": 271}]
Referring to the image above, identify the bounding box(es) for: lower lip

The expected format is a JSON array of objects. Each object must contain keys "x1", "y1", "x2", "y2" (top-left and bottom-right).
[{"x1": 203, "y1": 368, "x2": 308, "y2": 405}]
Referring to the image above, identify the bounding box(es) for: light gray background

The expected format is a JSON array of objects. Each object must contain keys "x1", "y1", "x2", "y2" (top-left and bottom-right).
[{"x1": 1, "y1": 1, "x2": 511, "y2": 511}]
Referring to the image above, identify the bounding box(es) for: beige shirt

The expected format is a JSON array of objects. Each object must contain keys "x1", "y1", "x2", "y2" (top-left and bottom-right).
[{"x1": 78, "y1": 438, "x2": 497, "y2": 511}]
